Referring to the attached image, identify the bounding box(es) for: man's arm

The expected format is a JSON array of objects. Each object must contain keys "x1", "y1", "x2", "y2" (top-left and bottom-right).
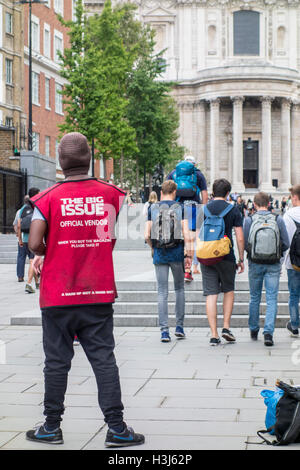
[
  {"x1": 277, "y1": 215, "x2": 290, "y2": 254},
  {"x1": 28, "y1": 219, "x2": 47, "y2": 256},
  {"x1": 17, "y1": 218, "x2": 23, "y2": 246},
  {"x1": 144, "y1": 220, "x2": 152, "y2": 248},
  {"x1": 201, "y1": 190, "x2": 208, "y2": 205},
  {"x1": 243, "y1": 217, "x2": 251, "y2": 252},
  {"x1": 182, "y1": 219, "x2": 194, "y2": 258},
  {"x1": 234, "y1": 226, "x2": 245, "y2": 273}
]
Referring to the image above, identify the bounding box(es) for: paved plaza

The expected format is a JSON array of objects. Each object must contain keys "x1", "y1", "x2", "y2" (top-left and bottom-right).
[{"x1": 0, "y1": 251, "x2": 299, "y2": 450}]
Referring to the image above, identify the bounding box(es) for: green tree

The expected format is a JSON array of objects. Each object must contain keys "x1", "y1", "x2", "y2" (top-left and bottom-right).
[
  {"x1": 126, "y1": 48, "x2": 184, "y2": 198},
  {"x1": 59, "y1": 0, "x2": 137, "y2": 163}
]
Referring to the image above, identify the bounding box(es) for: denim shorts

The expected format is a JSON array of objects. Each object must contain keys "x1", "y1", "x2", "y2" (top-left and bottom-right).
[{"x1": 200, "y1": 260, "x2": 236, "y2": 296}]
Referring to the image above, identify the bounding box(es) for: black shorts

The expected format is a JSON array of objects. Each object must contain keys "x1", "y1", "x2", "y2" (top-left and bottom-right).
[{"x1": 200, "y1": 260, "x2": 236, "y2": 296}]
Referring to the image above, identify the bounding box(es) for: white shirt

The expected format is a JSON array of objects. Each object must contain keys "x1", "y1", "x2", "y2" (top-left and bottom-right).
[{"x1": 283, "y1": 206, "x2": 300, "y2": 270}]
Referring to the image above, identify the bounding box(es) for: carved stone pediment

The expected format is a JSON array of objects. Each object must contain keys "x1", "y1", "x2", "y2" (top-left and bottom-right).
[{"x1": 143, "y1": 6, "x2": 176, "y2": 22}]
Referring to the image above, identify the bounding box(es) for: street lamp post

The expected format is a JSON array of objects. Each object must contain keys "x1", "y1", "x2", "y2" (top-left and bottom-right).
[{"x1": 17, "y1": 0, "x2": 47, "y2": 151}]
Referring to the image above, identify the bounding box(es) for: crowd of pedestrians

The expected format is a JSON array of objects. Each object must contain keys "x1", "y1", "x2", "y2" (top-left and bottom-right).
[
  {"x1": 145, "y1": 158, "x2": 300, "y2": 349},
  {"x1": 10, "y1": 132, "x2": 300, "y2": 448}
]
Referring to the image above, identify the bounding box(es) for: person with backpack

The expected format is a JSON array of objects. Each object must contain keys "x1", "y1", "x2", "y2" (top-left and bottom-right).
[
  {"x1": 26, "y1": 132, "x2": 144, "y2": 448},
  {"x1": 243, "y1": 192, "x2": 290, "y2": 347},
  {"x1": 283, "y1": 185, "x2": 300, "y2": 337},
  {"x1": 196, "y1": 179, "x2": 245, "y2": 346},
  {"x1": 167, "y1": 155, "x2": 208, "y2": 283},
  {"x1": 144, "y1": 180, "x2": 193, "y2": 343},
  {"x1": 16, "y1": 187, "x2": 40, "y2": 292}
]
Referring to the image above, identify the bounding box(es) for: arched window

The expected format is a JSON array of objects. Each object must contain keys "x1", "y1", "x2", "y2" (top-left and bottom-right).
[{"x1": 233, "y1": 10, "x2": 260, "y2": 56}]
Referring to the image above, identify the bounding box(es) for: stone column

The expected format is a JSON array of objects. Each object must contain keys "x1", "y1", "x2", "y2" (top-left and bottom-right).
[
  {"x1": 193, "y1": 99, "x2": 206, "y2": 170},
  {"x1": 291, "y1": 101, "x2": 300, "y2": 186},
  {"x1": 260, "y1": 96, "x2": 274, "y2": 192},
  {"x1": 209, "y1": 98, "x2": 220, "y2": 187},
  {"x1": 279, "y1": 98, "x2": 292, "y2": 192},
  {"x1": 231, "y1": 96, "x2": 245, "y2": 193}
]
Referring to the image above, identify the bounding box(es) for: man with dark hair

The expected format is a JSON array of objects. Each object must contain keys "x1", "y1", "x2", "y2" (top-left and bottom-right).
[
  {"x1": 145, "y1": 180, "x2": 193, "y2": 342},
  {"x1": 243, "y1": 192, "x2": 289, "y2": 346},
  {"x1": 198, "y1": 178, "x2": 245, "y2": 346},
  {"x1": 26, "y1": 132, "x2": 144, "y2": 448},
  {"x1": 16, "y1": 187, "x2": 40, "y2": 291}
]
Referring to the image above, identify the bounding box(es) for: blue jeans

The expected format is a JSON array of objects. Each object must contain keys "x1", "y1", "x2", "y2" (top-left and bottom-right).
[
  {"x1": 287, "y1": 269, "x2": 300, "y2": 330},
  {"x1": 155, "y1": 262, "x2": 185, "y2": 331},
  {"x1": 16, "y1": 243, "x2": 34, "y2": 279},
  {"x1": 248, "y1": 261, "x2": 281, "y2": 335}
]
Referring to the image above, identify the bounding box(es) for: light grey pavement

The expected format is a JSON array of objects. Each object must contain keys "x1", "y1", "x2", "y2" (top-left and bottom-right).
[{"x1": 0, "y1": 251, "x2": 298, "y2": 451}]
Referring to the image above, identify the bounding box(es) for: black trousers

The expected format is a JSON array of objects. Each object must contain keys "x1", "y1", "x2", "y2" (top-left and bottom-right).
[{"x1": 41, "y1": 304, "x2": 124, "y2": 430}]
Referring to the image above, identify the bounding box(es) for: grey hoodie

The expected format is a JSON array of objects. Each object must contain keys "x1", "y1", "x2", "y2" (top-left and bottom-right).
[{"x1": 283, "y1": 206, "x2": 300, "y2": 269}]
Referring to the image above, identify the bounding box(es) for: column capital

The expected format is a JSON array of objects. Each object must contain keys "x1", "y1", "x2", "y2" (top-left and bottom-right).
[
  {"x1": 231, "y1": 96, "x2": 245, "y2": 105},
  {"x1": 260, "y1": 96, "x2": 274, "y2": 106},
  {"x1": 292, "y1": 100, "x2": 300, "y2": 112},
  {"x1": 194, "y1": 99, "x2": 206, "y2": 109},
  {"x1": 281, "y1": 97, "x2": 292, "y2": 109},
  {"x1": 209, "y1": 98, "x2": 221, "y2": 108},
  {"x1": 177, "y1": 100, "x2": 195, "y2": 110}
]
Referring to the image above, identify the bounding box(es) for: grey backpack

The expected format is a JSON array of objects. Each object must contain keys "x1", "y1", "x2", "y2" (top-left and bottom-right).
[{"x1": 247, "y1": 213, "x2": 281, "y2": 264}]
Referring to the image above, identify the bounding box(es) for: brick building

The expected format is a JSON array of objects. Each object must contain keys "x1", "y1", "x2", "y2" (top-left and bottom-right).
[
  {"x1": 23, "y1": 0, "x2": 74, "y2": 179},
  {"x1": 0, "y1": 0, "x2": 26, "y2": 158}
]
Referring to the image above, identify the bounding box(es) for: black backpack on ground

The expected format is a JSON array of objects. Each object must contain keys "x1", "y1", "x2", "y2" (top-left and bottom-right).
[
  {"x1": 256, "y1": 381, "x2": 300, "y2": 446},
  {"x1": 151, "y1": 203, "x2": 183, "y2": 249},
  {"x1": 20, "y1": 204, "x2": 34, "y2": 233},
  {"x1": 289, "y1": 218, "x2": 300, "y2": 272}
]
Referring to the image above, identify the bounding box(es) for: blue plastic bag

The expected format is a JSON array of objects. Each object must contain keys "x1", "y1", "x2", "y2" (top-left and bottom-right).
[{"x1": 261, "y1": 388, "x2": 284, "y2": 434}]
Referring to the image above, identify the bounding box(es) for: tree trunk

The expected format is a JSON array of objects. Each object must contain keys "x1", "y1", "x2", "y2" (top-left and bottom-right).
[
  {"x1": 120, "y1": 153, "x2": 124, "y2": 188},
  {"x1": 149, "y1": 174, "x2": 153, "y2": 193},
  {"x1": 136, "y1": 165, "x2": 140, "y2": 203}
]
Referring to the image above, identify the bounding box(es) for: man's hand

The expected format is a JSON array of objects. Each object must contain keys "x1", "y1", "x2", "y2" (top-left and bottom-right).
[
  {"x1": 236, "y1": 260, "x2": 244, "y2": 274},
  {"x1": 32, "y1": 256, "x2": 43, "y2": 275},
  {"x1": 185, "y1": 256, "x2": 192, "y2": 270}
]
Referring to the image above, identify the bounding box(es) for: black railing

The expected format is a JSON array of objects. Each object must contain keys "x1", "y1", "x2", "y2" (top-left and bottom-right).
[{"x1": 0, "y1": 167, "x2": 27, "y2": 234}]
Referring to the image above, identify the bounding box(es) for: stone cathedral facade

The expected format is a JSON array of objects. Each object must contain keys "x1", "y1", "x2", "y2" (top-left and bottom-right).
[{"x1": 130, "y1": 0, "x2": 300, "y2": 194}]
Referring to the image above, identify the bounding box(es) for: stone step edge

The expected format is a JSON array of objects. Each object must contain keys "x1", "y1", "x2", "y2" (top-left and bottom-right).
[{"x1": 11, "y1": 314, "x2": 291, "y2": 327}]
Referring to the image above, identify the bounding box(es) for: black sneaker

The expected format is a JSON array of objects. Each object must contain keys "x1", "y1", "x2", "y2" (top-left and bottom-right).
[
  {"x1": 222, "y1": 328, "x2": 236, "y2": 343},
  {"x1": 26, "y1": 424, "x2": 63, "y2": 445},
  {"x1": 210, "y1": 337, "x2": 221, "y2": 347},
  {"x1": 250, "y1": 330, "x2": 259, "y2": 341},
  {"x1": 105, "y1": 425, "x2": 145, "y2": 448},
  {"x1": 264, "y1": 333, "x2": 274, "y2": 347},
  {"x1": 286, "y1": 321, "x2": 299, "y2": 338}
]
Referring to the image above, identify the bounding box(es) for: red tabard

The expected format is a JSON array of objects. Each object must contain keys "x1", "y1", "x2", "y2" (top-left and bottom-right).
[{"x1": 30, "y1": 179, "x2": 126, "y2": 308}]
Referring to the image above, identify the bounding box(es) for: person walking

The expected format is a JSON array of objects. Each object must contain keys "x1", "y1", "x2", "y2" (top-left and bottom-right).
[
  {"x1": 13, "y1": 195, "x2": 29, "y2": 282},
  {"x1": 243, "y1": 192, "x2": 290, "y2": 347},
  {"x1": 143, "y1": 191, "x2": 158, "y2": 220},
  {"x1": 167, "y1": 155, "x2": 208, "y2": 283},
  {"x1": 197, "y1": 179, "x2": 245, "y2": 346},
  {"x1": 283, "y1": 185, "x2": 300, "y2": 337},
  {"x1": 26, "y1": 132, "x2": 144, "y2": 448},
  {"x1": 144, "y1": 180, "x2": 193, "y2": 342},
  {"x1": 16, "y1": 188, "x2": 40, "y2": 291}
]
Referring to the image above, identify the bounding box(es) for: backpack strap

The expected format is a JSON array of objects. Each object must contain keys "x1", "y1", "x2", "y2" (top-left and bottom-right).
[
  {"x1": 203, "y1": 205, "x2": 212, "y2": 217},
  {"x1": 288, "y1": 216, "x2": 300, "y2": 229},
  {"x1": 218, "y1": 204, "x2": 234, "y2": 218},
  {"x1": 245, "y1": 427, "x2": 276, "y2": 446}
]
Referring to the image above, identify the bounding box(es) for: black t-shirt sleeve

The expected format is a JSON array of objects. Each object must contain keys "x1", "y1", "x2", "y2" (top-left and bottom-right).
[
  {"x1": 196, "y1": 170, "x2": 207, "y2": 191},
  {"x1": 232, "y1": 206, "x2": 243, "y2": 227}
]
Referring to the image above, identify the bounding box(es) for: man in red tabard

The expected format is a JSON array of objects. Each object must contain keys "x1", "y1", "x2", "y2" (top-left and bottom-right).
[{"x1": 26, "y1": 132, "x2": 144, "y2": 448}]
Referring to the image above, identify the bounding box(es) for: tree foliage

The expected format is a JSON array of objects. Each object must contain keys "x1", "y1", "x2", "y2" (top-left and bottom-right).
[{"x1": 59, "y1": 0, "x2": 184, "y2": 192}]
